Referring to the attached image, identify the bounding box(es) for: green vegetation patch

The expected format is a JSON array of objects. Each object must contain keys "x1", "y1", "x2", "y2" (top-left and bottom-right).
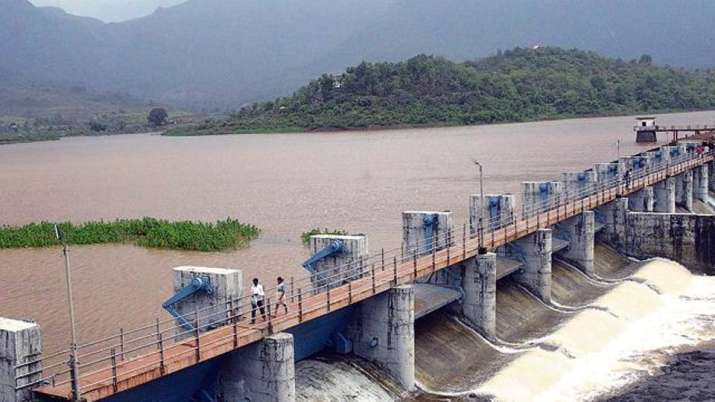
[
  {"x1": 190, "y1": 47, "x2": 715, "y2": 135},
  {"x1": 301, "y1": 228, "x2": 348, "y2": 245},
  {"x1": 0, "y1": 217, "x2": 259, "y2": 252}
]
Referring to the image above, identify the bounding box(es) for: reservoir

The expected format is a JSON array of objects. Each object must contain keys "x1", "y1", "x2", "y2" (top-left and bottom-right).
[{"x1": 2, "y1": 110, "x2": 715, "y2": 400}]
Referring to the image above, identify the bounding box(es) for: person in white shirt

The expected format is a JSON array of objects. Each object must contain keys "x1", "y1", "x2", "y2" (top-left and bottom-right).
[
  {"x1": 274, "y1": 276, "x2": 288, "y2": 316},
  {"x1": 250, "y1": 278, "x2": 266, "y2": 324}
]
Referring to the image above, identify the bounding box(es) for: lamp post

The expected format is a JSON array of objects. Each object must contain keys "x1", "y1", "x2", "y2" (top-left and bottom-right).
[
  {"x1": 55, "y1": 225, "x2": 81, "y2": 401},
  {"x1": 472, "y1": 160, "x2": 487, "y2": 254}
]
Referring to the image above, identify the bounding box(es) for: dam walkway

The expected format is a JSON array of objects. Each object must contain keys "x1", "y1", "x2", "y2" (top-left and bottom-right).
[{"x1": 20, "y1": 150, "x2": 714, "y2": 401}]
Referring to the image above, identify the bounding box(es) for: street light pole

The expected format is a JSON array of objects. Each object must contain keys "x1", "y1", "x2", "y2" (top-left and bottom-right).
[
  {"x1": 55, "y1": 225, "x2": 81, "y2": 401},
  {"x1": 472, "y1": 160, "x2": 486, "y2": 254}
]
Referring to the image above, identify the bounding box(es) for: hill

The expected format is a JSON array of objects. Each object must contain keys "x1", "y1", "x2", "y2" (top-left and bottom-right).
[
  {"x1": 3, "y1": 0, "x2": 715, "y2": 110},
  {"x1": 168, "y1": 47, "x2": 715, "y2": 134}
]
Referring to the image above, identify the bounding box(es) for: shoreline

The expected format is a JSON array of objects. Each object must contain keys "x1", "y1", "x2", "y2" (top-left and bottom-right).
[
  {"x1": 4, "y1": 108, "x2": 714, "y2": 146},
  {"x1": 161, "y1": 107, "x2": 715, "y2": 137}
]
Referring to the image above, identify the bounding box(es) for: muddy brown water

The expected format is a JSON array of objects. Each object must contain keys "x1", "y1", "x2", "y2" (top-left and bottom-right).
[{"x1": 2, "y1": 111, "x2": 715, "y2": 356}]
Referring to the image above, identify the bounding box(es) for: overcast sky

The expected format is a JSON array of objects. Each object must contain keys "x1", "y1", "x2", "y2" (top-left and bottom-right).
[{"x1": 29, "y1": 0, "x2": 186, "y2": 22}]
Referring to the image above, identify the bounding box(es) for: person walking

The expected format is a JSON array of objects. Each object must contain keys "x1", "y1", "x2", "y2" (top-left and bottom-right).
[
  {"x1": 625, "y1": 169, "x2": 632, "y2": 190},
  {"x1": 274, "y1": 277, "x2": 288, "y2": 316},
  {"x1": 250, "y1": 278, "x2": 266, "y2": 324}
]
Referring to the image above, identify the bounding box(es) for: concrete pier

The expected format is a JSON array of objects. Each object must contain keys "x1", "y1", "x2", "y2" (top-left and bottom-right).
[
  {"x1": 709, "y1": 161, "x2": 715, "y2": 192},
  {"x1": 522, "y1": 182, "x2": 562, "y2": 218},
  {"x1": 561, "y1": 170, "x2": 598, "y2": 200},
  {"x1": 646, "y1": 149, "x2": 666, "y2": 171},
  {"x1": 628, "y1": 186, "x2": 655, "y2": 212},
  {"x1": 636, "y1": 130, "x2": 657, "y2": 143},
  {"x1": 620, "y1": 154, "x2": 651, "y2": 175},
  {"x1": 513, "y1": 229, "x2": 552, "y2": 303},
  {"x1": 402, "y1": 211, "x2": 453, "y2": 256},
  {"x1": 219, "y1": 333, "x2": 296, "y2": 402},
  {"x1": 654, "y1": 177, "x2": 676, "y2": 213},
  {"x1": 0, "y1": 318, "x2": 42, "y2": 402},
  {"x1": 462, "y1": 253, "x2": 497, "y2": 339},
  {"x1": 555, "y1": 211, "x2": 595, "y2": 274},
  {"x1": 662, "y1": 145, "x2": 687, "y2": 164},
  {"x1": 625, "y1": 213, "x2": 715, "y2": 274},
  {"x1": 470, "y1": 194, "x2": 515, "y2": 233},
  {"x1": 171, "y1": 267, "x2": 242, "y2": 336},
  {"x1": 596, "y1": 198, "x2": 629, "y2": 254},
  {"x1": 594, "y1": 162, "x2": 625, "y2": 187},
  {"x1": 694, "y1": 165, "x2": 709, "y2": 203},
  {"x1": 675, "y1": 171, "x2": 694, "y2": 211},
  {"x1": 349, "y1": 285, "x2": 415, "y2": 391},
  {"x1": 308, "y1": 235, "x2": 368, "y2": 289}
]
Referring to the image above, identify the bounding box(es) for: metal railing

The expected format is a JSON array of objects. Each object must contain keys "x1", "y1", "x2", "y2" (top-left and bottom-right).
[
  {"x1": 633, "y1": 124, "x2": 715, "y2": 132},
  {"x1": 16, "y1": 147, "x2": 712, "y2": 400}
]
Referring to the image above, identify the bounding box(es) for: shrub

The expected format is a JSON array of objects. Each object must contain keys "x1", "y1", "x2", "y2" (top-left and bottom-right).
[
  {"x1": 301, "y1": 228, "x2": 348, "y2": 245},
  {"x1": 0, "y1": 217, "x2": 259, "y2": 252}
]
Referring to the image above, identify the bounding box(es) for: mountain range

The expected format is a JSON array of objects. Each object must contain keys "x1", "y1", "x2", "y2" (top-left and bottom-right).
[{"x1": 3, "y1": 0, "x2": 715, "y2": 112}]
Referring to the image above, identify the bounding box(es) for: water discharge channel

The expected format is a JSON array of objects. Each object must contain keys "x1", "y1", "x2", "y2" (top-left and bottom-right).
[{"x1": 2, "y1": 111, "x2": 715, "y2": 400}]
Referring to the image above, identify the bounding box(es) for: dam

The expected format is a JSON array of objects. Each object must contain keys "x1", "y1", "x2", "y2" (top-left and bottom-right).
[{"x1": 3, "y1": 138, "x2": 715, "y2": 401}]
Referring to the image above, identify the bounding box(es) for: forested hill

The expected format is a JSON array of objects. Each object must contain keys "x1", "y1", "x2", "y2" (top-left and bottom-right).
[{"x1": 179, "y1": 47, "x2": 715, "y2": 134}]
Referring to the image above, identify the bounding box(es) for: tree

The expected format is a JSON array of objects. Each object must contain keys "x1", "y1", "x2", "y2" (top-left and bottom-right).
[
  {"x1": 147, "y1": 108, "x2": 168, "y2": 126},
  {"x1": 89, "y1": 120, "x2": 108, "y2": 132},
  {"x1": 638, "y1": 54, "x2": 653, "y2": 65}
]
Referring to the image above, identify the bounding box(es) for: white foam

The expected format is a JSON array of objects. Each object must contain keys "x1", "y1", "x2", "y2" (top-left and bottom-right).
[{"x1": 477, "y1": 259, "x2": 715, "y2": 402}]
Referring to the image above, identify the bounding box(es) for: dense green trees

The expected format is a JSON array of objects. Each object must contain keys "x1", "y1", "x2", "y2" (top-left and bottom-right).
[
  {"x1": 148, "y1": 108, "x2": 169, "y2": 126},
  {"x1": 172, "y1": 47, "x2": 715, "y2": 134}
]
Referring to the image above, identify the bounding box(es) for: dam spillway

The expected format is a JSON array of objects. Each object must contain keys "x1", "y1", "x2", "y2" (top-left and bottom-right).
[{"x1": 3, "y1": 140, "x2": 715, "y2": 402}]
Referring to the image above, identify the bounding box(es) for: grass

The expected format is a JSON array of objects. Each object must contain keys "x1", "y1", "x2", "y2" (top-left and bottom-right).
[
  {"x1": 301, "y1": 228, "x2": 348, "y2": 245},
  {"x1": 0, "y1": 131, "x2": 62, "y2": 145},
  {"x1": 0, "y1": 217, "x2": 260, "y2": 252},
  {"x1": 162, "y1": 125, "x2": 305, "y2": 136}
]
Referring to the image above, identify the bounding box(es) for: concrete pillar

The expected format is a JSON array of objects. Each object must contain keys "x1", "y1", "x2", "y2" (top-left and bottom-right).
[
  {"x1": 555, "y1": 211, "x2": 595, "y2": 274},
  {"x1": 171, "y1": 267, "x2": 242, "y2": 336},
  {"x1": 596, "y1": 198, "x2": 629, "y2": 253},
  {"x1": 350, "y1": 285, "x2": 415, "y2": 391},
  {"x1": 654, "y1": 177, "x2": 676, "y2": 213},
  {"x1": 309, "y1": 235, "x2": 368, "y2": 289},
  {"x1": 675, "y1": 171, "x2": 693, "y2": 211},
  {"x1": 620, "y1": 154, "x2": 651, "y2": 178},
  {"x1": 646, "y1": 150, "x2": 666, "y2": 172},
  {"x1": 521, "y1": 182, "x2": 562, "y2": 218},
  {"x1": 402, "y1": 211, "x2": 453, "y2": 256},
  {"x1": 628, "y1": 186, "x2": 655, "y2": 212},
  {"x1": 636, "y1": 130, "x2": 657, "y2": 143},
  {"x1": 462, "y1": 253, "x2": 496, "y2": 339},
  {"x1": 594, "y1": 162, "x2": 625, "y2": 188},
  {"x1": 219, "y1": 333, "x2": 295, "y2": 402},
  {"x1": 561, "y1": 170, "x2": 598, "y2": 200},
  {"x1": 694, "y1": 165, "x2": 709, "y2": 203},
  {"x1": 513, "y1": 229, "x2": 552, "y2": 303},
  {"x1": 708, "y1": 161, "x2": 715, "y2": 192},
  {"x1": 662, "y1": 145, "x2": 687, "y2": 165},
  {"x1": 1, "y1": 318, "x2": 42, "y2": 402},
  {"x1": 470, "y1": 194, "x2": 515, "y2": 233}
]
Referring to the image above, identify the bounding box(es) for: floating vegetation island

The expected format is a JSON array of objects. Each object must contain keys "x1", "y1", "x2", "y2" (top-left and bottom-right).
[{"x1": 0, "y1": 217, "x2": 260, "y2": 252}]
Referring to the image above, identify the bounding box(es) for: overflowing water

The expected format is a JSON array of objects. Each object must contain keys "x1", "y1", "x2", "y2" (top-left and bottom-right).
[
  {"x1": 410, "y1": 249, "x2": 715, "y2": 402},
  {"x1": 292, "y1": 243, "x2": 715, "y2": 401}
]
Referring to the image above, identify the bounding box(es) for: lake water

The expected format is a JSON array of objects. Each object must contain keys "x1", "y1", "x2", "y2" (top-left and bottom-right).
[{"x1": 1, "y1": 110, "x2": 714, "y2": 369}]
